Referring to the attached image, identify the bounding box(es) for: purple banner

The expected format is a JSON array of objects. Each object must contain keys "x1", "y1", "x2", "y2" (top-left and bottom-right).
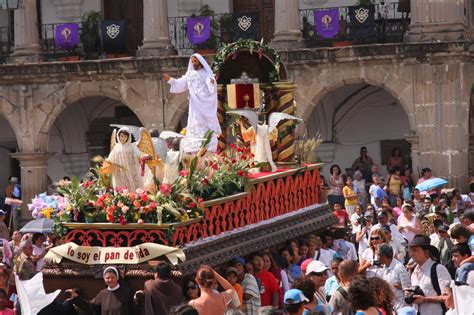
[
  {"x1": 55, "y1": 23, "x2": 79, "y2": 49},
  {"x1": 314, "y1": 9, "x2": 340, "y2": 39},
  {"x1": 187, "y1": 16, "x2": 211, "y2": 45}
]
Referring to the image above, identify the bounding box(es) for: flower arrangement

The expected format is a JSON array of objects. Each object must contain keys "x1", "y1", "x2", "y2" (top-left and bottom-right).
[
  {"x1": 212, "y1": 38, "x2": 283, "y2": 83},
  {"x1": 28, "y1": 193, "x2": 67, "y2": 219}
]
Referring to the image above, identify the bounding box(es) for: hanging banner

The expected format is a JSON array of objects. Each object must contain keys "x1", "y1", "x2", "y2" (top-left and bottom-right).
[
  {"x1": 348, "y1": 5, "x2": 375, "y2": 40},
  {"x1": 187, "y1": 16, "x2": 211, "y2": 45},
  {"x1": 314, "y1": 9, "x2": 340, "y2": 39},
  {"x1": 101, "y1": 20, "x2": 127, "y2": 52},
  {"x1": 45, "y1": 242, "x2": 186, "y2": 265},
  {"x1": 232, "y1": 13, "x2": 258, "y2": 41},
  {"x1": 54, "y1": 23, "x2": 79, "y2": 49}
]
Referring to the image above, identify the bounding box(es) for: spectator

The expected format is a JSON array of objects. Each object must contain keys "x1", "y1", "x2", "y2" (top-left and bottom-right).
[
  {"x1": 434, "y1": 224, "x2": 454, "y2": 275},
  {"x1": 288, "y1": 240, "x2": 302, "y2": 265},
  {"x1": 300, "y1": 259, "x2": 313, "y2": 275},
  {"x1": 380, "y1": 225, "x2": 406, "y2": 263},
  {"x1": 353, "y1": 171, "x2": 367, "y2": 208},
  {"x1": 449, "y1": 225, "x2": 474, "y2": 278},
  {"x1": 352, "y1": 146, "x2": 375, "y2": 182},
  {"x1": 412, "y1": 189, "x2": 423, "y2": 213},
  {"x1": 14, "y1": 240, "x2": 35, "y2": 280},
  {"x1": 252, "y1": 253, "x2": 279, "y2": 307},
  {"x1": 386, "y1": 166, "x2": 403, "y2": 207},
  {"x1": 9, "y1": 231, "x2": 21, "y2": 259},
  {"x1": 170, "y1": 304, "x2": 199, "y2": 315},
  {"x1": 416, "y1": 168, "x2": 436, "y2": 196},
  {"x1": 356, "y1": 212, "x2": 374, "y2": 258},
  {"x1": 407, "y1": 235, "x2": 451, "y2": 315},
  {"x1": 292, "y1": 277, "x2": 317, "y2": 314},
  {"x1": 350, "y1": 204, "x2": 364, "y2": 243},
  {"x1": 373, "y1": 211, "x2": 404, "y2": 241},
  {"x1": 182, "y1": 275, "x2": 200, "y2": 302},
  {"x1": 189, "y1": 265, "x2": 235, "y2": 315},
  {"x1": 69, "y1": 266, "x2": 134, "y2": 314},
  {"x1": 359, "y1": 228, "x2": 387, "y2": 277},
  {"x1": 333, "y1": 203, "x2": 350, "y2": 228},
  {"x1": 328, "y1": 165, "x2": 345, "y2": 206},
  {"x1": 305, "y1": 260, "x2": 332, "y2": 314},
  {"x1": 226, "y1": 267, "x2": 243, "y2": 308},
  {"x1": 348, "y1": 276, "x2": 381, "y2": 315},
  {"x1": 31, "y1": 233, "x2": 53, "y2": 272},
  {"x1": 397, "y1": 204, "x2": 422, "y2": 243},
  {"x1": 332, "y1": 228, "x2": 357, "y2": 261},
  {"x1": 329, "y1": 260, "x2": 358, "y2": 315},
  {"x1": 0, "y1": 268, "x2": 15, "y2": 310},
  {"x1": 324, "y1": 257, "x2": 343, "y2": 299},
  {"x1": 139, "y1": 261, "x2": 183, "y2": 315},
  {"x1": 0, "y1": 288, "x2": 13, "y2": 315},
  {"x1": 450, "y1": 243, "x2": 474, "y2": 285},
  {"x1": 368, "y1": 277, "x2": 394, "y2": 315},
  {"x1": 370, "y1": 175, "x2": 388, "y2": 210},
  {"x1": 298, "y1": 241, "x2": 310, "y2": 265},
  {"x1": 283, "y1": 289, "x2": 308, "y2": 315},
  {"x1": 378, "y1": 243, "x2": 411, "y2": 311},
  {"x1": 232, "y1": 257, "x2": 261, "y2": 315},
  {"x1": 279, "y1": 247, "x2": 301, "y2": 286},
  {"x1": 0, "y1": 211, "x2": 8, "y2": 241},
  {"x1": 343, "y1": 176, "x2": 359, "y2": 217},
  {"x1": 392, "y1": 197, "x2": 404, "y2": 219},
  {"x1": 460, "y1": 209, "x2": 474, "y2": 233},
  {"x1": 402, "y1": 168, "x2": 415, "y2": 201},
  {"x1": 5, "y1": 177, "x2": 20, "y2": 231},
  {"x1": 262, "y1": 252, "x2": 286, "y2": 305},
  {"x1": 310, "y1": 235, "x2": 332, "y2": 268},
  {"x1": 387, "y1": 147, "x2": 404, "y2": 173}
]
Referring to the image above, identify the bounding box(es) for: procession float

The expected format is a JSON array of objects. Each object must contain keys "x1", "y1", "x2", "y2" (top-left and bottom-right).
[{"x1": 32, "y1": 39, "x2": 335, "y2": 300}]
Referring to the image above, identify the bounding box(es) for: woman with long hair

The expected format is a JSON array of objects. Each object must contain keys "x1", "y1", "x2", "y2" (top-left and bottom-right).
[
  {"x1": 349, "y1": 276, "x2": 383, "y2": 315},
  {"x1": 343, "y1": 176, "x2": 359, "y2": 217},
  {"x1": 189, "y1": 265, "x2": 235, "y2": 315},
  {"x1": 386, "y1": 166, "x2": 402, "y2": 207},
  {"x1": 182, "y1": 275, "x2": 200, "y2": 302},
  {"x1": 359, "y1": 228, "x2": 388, "y2": 278},
  {"x1": 328, "y1": 165, "x2": 345, "y2": 206},
  {"x1": 386, "y1": 147, "x2": 404, "y2": 173},
  {"x1": 368, "y1": 277, "x2": 394, "y2": 315},
  {"x1": 397, "y1": 204, "x2": 422, "y2": 243}
]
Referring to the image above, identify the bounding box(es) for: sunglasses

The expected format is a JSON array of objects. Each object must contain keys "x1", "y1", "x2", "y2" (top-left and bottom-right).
[
  {"x1": 370, "y1": 237, "x2": 381, "y2": 241},
  {"x1": 187, "y1": 284, "x2": 198, "y2": 290}
]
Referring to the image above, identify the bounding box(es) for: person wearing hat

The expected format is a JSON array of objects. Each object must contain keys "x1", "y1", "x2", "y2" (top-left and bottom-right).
[
  {"x1": 225, "y1": 266, "x2": 243, "y2": 308},
  {"x1": 406, "y1": 234, "x2": 451, "y2": 315},
  {"x1": 69, "y1": 266, "x2": 134, "y2": 314},
  {"x1": 305, "y1": 260, "x2": 332, "y2": 314},
  {"x1": 5, "y1": 176, "x2": 20, "y2": 231},
  {"x1": 231, "y1": 256, "x2": 261, "y2": 314},
  {"x1": 380, "y1": 224, "x2": 406, "y2": 263},
  {"x1": 372, "y1": 210, "x2": 405, "y2": 242},
  {"x1": 283, "y1": 289, "x2": 309, "y2": 315},
  {"x1": 460, "y1": 209, "x2": 474, "y2": 233}
]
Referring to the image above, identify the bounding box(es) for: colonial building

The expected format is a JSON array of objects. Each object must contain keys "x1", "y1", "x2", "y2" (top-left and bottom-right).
[{"x1": 0, "y1": 0, "x2": 473, "y2": 221}]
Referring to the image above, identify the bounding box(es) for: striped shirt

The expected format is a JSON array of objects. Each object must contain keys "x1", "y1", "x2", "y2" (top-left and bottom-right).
[{"x1": 382, "y1": 259, "x2": 411, "y2": 311}]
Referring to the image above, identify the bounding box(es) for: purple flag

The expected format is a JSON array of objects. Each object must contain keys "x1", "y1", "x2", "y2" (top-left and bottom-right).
[
  {"x1": 314, "y1": 9, "x2": 340, "y2": 39},
  {"x1": 54, "y1": 23, "x2": 79, "y2": 49},
  {"x1": 187, "y1": 16, "x2": 211, "y2": 45}
]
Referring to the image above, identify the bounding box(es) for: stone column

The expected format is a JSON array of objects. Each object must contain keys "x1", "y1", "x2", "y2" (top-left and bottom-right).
[
  {"x1": 405, "y1": 133, "x2": 420, "y2": 177},
  {"x1": 11, "y1": 153, "x2": 51, "y2": 223},
  {"x1": 271, "y1": 0, "x2": 304, "y2": 49},
  {"x1": 138, "y1": 0, "x2": 176, "y2": 56},
  {"x1": 412, "y1": 63, "x2": 470, "y2": 190},
  {"x1": 10, "y1": 0, "x2": 42, "y2": 62},
  {"x1": 408, "y1": 0, "x2": 467, "y2": 41}
]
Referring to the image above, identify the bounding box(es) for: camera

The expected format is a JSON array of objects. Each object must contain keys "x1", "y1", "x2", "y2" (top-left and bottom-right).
[
  {"x1": 357, "y1": 217, "x2": 366, "y2": 227},
  {"x1": 372, "y1": 260, "x2": 381, "y2": 267},
  {"x1": 404, "y1": 286, "x2": 424, "y2": 304}
]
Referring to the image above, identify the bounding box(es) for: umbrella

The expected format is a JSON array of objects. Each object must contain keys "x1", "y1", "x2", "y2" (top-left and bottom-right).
[
  {"x1": 415, "y1": 177, "x2": 448, "y2": 192},
  {"x1": 20, "y1": 218, "x2": 55, "y2": 233}
]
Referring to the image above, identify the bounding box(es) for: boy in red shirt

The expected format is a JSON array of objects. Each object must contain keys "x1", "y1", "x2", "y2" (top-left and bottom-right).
[
  {"x1": 333, "y1": 203, "x2": 349, "y2": 227},
  {"x1": 252, "y1": 253, "x2": 279, "y2": 307}
]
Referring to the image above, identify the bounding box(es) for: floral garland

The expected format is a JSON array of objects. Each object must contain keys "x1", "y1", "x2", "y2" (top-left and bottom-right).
[{"x1": 212, "y1": 38, "x2": 283, "y2": 83}]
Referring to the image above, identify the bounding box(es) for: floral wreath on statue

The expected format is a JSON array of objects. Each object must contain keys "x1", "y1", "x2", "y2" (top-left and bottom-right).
[{"x1": 212, "y1": 38, "x2": 283, "y2": 83}]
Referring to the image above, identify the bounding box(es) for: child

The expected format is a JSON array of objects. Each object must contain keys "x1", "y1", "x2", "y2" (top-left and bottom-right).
[
  {"x1": 225, "y1": 267, "x2": 243, "y2": 309},
  {"x1": 0, "y1": 288, "x2": 14, "y2": 315}
]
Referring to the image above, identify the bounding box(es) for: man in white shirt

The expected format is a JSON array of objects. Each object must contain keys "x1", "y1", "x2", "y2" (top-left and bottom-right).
[
  {"x1": 332, "y1": 228, "x2": 358, "y2": 261},
  {"x1": 372, "y1": 211, "x2": 404, "y2": 241},
  {"x1": 380, "y1": 224, "x2": 406, "y2": 263},
  {"x1": 407, "y1": 235, "x2": 451, "y2": 315},
  {"x1": 378, "y1": 243, "x2": 411, "y2": 311},
  {"x1": 312, "y1": 235, "x2": 334, "y2": 269}
]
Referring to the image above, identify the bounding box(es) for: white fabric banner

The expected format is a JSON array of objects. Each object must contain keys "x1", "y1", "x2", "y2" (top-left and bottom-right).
[{"x1": 14, "y1": 272, "x2": 61, "y2": 315}]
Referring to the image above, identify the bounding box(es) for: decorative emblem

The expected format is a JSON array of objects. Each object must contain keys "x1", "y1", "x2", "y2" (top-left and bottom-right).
[
  {"x1": 238, "y1": 16, "x2": 252, "y2": 32},
  {"x1": 321, "y1": 14, "x2": 332, "y2": 30},
  {"x1": 354, "y1": 7, "x2": 369, "y2": 23},
  {"x1": 61, "y1": 27, "x2": 72, "y2": 41},
  {"x1": 194, "y1": 22, "x2": 204, "y2": 36},
  {"x1": 106, "y1": 24, "x2": 121, "y2": 39}
]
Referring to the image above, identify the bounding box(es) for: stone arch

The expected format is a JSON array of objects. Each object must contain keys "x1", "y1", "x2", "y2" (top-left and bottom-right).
[{"x1": 0, "y1": 94, "x2": 21, "y2": 148}]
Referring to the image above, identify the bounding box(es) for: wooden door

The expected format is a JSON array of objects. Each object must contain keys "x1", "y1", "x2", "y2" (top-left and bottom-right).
[
  {"x1": 233, "y1": 0, "x2": 275, "y2": 41},
  {"x1": 104, "y1": 0, "x2": 143, "y2": 54}
]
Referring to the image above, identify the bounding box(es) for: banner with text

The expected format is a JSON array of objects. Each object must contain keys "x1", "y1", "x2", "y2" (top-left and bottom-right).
[{"x1": 45, "y1": 242, "x2": 185, "y2": 265}]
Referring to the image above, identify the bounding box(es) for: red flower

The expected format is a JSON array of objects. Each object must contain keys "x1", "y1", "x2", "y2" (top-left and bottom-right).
[
  {"x1": 81, "y1": 180, "x2": 93, "y2": 188},
  {"x1": 250, "y1": 153, "x2": 255, "y2": 158},
  {"x1": 149, "y1": 202, "x2": 157, "y2": 209},
  {"x1": 198, "y1": 198, "x2": 203, "y2": 203},
  {"x1": 243, "y1": 147, "x2": 249, "y2": 154},
  {"x1": 237, "y1": 147, "x2": 242, "y2": 153},
  {"x1": 119, "y1": 215, "x2": 126, "y2": 225},
  {"x1": 231, "y1": 159, "x2": 236, "y2": 164},
  {"x1": 179, "y1": 170, "x2": 189, "y2": 177},
  {"x1": 230, "y1": 143, "x2": 235, "y2": 149},
  {"x1": 257, "y1": 48, "x2": 263, "y2": 59},
  {"x1": 107, "y1": 212, "x2": 115, "y2": 223},
  {"x1": 159, "y1": 183, "x2": 172, "y2": 196},
  {"x1": 141, "y1": 193, "x2": 148, "y2": 202},
  {"x1": 238, "y1": 170, "x2": 245, "y2": 177},
  {"x1": 241, "y1": 155, "x2": 247, "y2": 161},
  {"x1": 188, "y1": 202, "x2": 196, "y2": 208}
]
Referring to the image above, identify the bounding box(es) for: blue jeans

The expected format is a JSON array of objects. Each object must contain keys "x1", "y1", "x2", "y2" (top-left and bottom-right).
[{"x1": 455, "y1": 262, "x2": 474, "y2": 283}]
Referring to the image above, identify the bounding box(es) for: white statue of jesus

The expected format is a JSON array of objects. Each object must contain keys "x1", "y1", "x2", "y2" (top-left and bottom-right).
[{"x1": 163, "y1": 53, "x2": 221, "y2": 153}]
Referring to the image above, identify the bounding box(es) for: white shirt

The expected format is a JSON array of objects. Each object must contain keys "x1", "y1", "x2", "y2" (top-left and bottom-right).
[
  {"x1": 360, "y1": 247, "x2": 383, "y2": 278},
  {"x1": 351, "y1": 213, "x2": 362, "y2": 234},
  {"x1": 371, "y1": 223, "x2": 405, "y2": 241},
  {"x1": 314, "y1": 249, "x2": 334, "y2": 269},
  {"x1": 390, "y1": 237, "x2": 406, "y2": 262},
  {"x1": 32, "y1": 245, "x2": 45, "y2": 272},
  {"x1": 382, "y1": 259, "x2": 411, "y2": 311},
  {"x1": 411, "y1": 258, "x2": 451, "y2": 315}
]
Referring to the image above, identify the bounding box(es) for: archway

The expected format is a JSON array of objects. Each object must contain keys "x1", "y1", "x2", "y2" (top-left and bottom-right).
[
  {"x1": 306, "y1": 83, "x2": 411, "y2": 179},
  {"x1": 47, "y1": 96, "x2": 142, "y2": 181},
  {"x1": 0, "y1": 115, "x2": 19, "y2": 201}
]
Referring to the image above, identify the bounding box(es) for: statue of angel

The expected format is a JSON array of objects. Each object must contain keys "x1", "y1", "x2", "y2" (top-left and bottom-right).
[
  {"x1": 102, "y1": 125, "x2": 158, "y2": 192},
  {"x1": 227, "y1": 110, "x2": 302, "y2": 172}
]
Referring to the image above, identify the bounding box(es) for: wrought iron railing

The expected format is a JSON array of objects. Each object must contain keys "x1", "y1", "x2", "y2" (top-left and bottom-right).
[
  {"x1": 300, "y1": 3, "x2": 410, "y2": 46},
  {"x1": 0, "y1": 26, "x2": 13, "y2": 63},
  {"x1": 40, "y1": 23, "x2": 83, "y2": 60}
]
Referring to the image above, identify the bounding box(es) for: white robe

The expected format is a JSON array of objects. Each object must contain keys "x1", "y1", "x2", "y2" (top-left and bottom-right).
[
  {"x1": 168, "y1": 54, "x2": 221, "y2": 153},
  {"x1": 254, "y1": 124, "x2": 277, "y2": 172}
]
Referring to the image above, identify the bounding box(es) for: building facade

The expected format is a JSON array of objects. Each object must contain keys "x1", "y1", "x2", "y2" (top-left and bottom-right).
[{"x1": 0, "y1": 0, "x2": 473, "y2": 220}]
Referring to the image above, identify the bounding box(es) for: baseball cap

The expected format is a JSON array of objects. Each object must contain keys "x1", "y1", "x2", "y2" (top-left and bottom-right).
[
  {"x1": 305, "y1": 260, "x2": 329, "y2": 275},
  {"x1": 437, "y1": 224, "x2": 449, "y2": 232},
  {"x1": 225, "y1": 267, "x2": 238, "y2": 276},
  {"x1": 461, "y1": 209, "x2": 474, "y2": 221},
  {"x1": 300, "y1": 258, "x2": 313, "y2": 274},
  {"x1": 380, "y1": 224, "x2": 391, "y2": 234},
  {"x1": 377, "y1": 211, "x2": 387, "y2": 218},
  {"x1": 364, "y1": 212, "x2": 373, "y2": 218},
  {"x1": 232, "y1": 256, "x2": 245, "y2": 265},
  {"x1": 284, "y1": 289, "x2": 309, "y2": 305}
]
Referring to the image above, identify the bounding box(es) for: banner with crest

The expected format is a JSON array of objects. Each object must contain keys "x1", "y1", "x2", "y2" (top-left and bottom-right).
[
  {"x1": 314, "y1": 9, "x2": 340, "y2": 39},
  {"x1": 232, "y1": 13, "x2": 258, "y2": 41},
  {"x1": 187, "y1": 16, "x2": 211, "y2": 45},
  {"x1": 101, "y1": 20, "x2": 127, "y2": 52},
  {"x1": 348, "y1": 5, "x2": 375, "y2": 40},
  {"x1": 54, "y1": 23, "x2": 79, "y2": 49}
]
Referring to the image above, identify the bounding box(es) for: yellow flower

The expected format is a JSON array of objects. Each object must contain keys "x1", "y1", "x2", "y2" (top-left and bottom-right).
[
  {"x1": 180, "y1": 128, "x2": 187, "y2": 136},
  {"x1": 182, "y1": 213, "x2": 190, "y2": 221}
]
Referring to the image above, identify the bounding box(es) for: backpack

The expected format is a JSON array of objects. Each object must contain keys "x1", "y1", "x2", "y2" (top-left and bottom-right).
[
  {"x1": 337, "y1": 287, "x2": 355, "y2": 315},
  {"x1": 430, "y1": 262, "x2": 448, "y2": 315}
]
